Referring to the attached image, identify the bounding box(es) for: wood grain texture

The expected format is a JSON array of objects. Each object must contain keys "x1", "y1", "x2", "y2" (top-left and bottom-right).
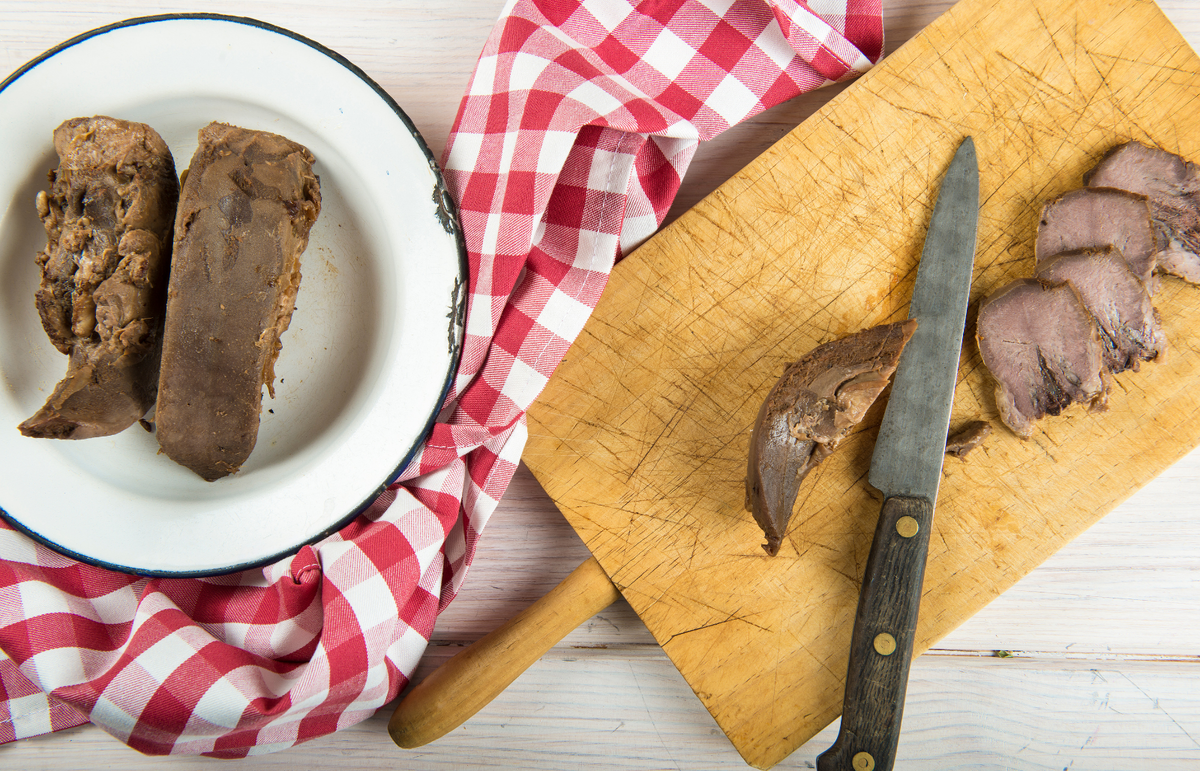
[
  {"x1": 7, "y1": 651, "x2": 1200, "y2": 770},
  {"x1": 523, "y1": 0, "x2": 1200, "y2": 767}
]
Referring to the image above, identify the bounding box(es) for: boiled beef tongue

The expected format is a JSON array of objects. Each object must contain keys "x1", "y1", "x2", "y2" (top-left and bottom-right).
[
  {"x1": 976, "y1": 278, "x2": 1108, "y2": 439},
  {"x1": 1035, "y1": 187, "x2": 1160, "y2": 291},
  {"x1": 945, "y1": 420, "x2": 992, "y2": 460},
  {"x1": 745, "y1": 320, "x2": 916, "y2": 556},
  {"x1": 1084, "y1": 141, "x2": 1200, "y2": 283},
  {"x1": 20, "y1": 116, "x2": 178, "y2": 439},
  {"x1": 154, "y1": 122, "x2": 320, "y2": 481},
  {"x1": 1035, "y1": 246, "x2": 1166, "y2": 374}
]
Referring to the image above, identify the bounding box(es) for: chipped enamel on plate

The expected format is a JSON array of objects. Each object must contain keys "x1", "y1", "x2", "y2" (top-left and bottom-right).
[{"x1": 0, "y1": 15, "x2": 466, "y2": 576}]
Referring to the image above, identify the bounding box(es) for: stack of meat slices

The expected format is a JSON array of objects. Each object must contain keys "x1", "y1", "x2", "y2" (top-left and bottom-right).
[{"x1": 978, "y1": 142, "x2": 1200, "y2": 438}]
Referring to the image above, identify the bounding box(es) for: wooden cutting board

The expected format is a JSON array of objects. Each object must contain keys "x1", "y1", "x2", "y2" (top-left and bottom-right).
[{"x1": 522, "y1": 0, "x2": 1200, "y2": 767}]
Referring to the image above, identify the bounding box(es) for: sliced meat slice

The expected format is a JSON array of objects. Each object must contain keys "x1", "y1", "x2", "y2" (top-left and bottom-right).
[
  {"x1": 1085, "y1": 141, "x2": 1200, "y2": 198},
  {"x1": 976, "y1": 278, "x2": 1107, "y2": 439},
  {"x1": 155, "y1": 122, "x2": 321, "y2": 481},
  {"x1": 945, "y1": 420, "x2": 991, "y2": 460},
  {"x1": 1034, "y1": 187, "x2": 1159, "y2": 291},
  {"x1": 1157, "y1": 244, "x2": 1200, "y2": 283},
  {"x1": 20, "y1": 116, "x2": 178, "y2": 439},
  {"x1": 1035, "y1": 247, "x2": 1166, "y2": 374},
  {"x1": 1084, "y1": 141, "x2": 1200, "y2": 282},
  {"x1": 745, "y1": 320, "x2": 917, "y2": 556}
]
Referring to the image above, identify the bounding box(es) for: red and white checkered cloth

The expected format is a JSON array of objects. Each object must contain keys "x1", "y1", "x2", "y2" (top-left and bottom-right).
[{"x1": 0, "y1": 0, "x2": 881, "y2": 756}]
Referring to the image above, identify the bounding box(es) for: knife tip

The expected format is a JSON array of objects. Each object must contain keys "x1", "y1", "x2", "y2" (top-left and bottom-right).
[{"x1": 955, "y1": 135, "x2": 974, "y2": 162}]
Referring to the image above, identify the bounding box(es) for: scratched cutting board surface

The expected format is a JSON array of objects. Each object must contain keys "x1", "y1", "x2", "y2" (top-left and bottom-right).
[{"x1": 522, "y1": 0, "x2": 1200, "y2": 768}]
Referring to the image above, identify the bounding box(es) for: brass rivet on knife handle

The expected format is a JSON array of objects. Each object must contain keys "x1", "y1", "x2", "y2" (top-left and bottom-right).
[
  {"x1": 388, "y1": 556, "x2": 620, "y2": 749},
  {"x1": 895, "y1": 516, "x2": 919, "y2": 538},
  {"x1": 873, "y1": 633, "x2": 897, "y2": 656},
  {"x1": 853, "y1": 753, "x2": 876, "y2": 771}
]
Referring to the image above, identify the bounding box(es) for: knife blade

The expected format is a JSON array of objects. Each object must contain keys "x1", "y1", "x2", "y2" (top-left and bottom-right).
[{"x1": 816, "y1": 137, "x2": 979, "y2": 771}]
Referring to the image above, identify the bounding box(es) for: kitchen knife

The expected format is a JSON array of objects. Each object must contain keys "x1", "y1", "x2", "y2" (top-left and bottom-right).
[{"x1": 817, "y1": 137, "x2": 979, "y2": 771}]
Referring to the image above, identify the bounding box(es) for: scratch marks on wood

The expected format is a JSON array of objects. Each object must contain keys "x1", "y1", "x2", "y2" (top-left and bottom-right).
[
  {"x1": 662, "y1": 611, "x2": 773, "y2": 647},
  {"x1": 1115, "y1": 670, "x2": 1200, "y2": 748}
]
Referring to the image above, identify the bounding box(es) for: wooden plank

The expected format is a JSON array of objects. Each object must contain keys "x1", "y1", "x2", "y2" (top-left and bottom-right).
[
  {"x1": 0, "y1": 1, "x2": 500, "y2": 161},
  {"x1": 523, "y1": 0, "x2": 1200, "y2": 766},
  {"x1": 9, "y1": 652, "x2": 1200, "y2": 770}
]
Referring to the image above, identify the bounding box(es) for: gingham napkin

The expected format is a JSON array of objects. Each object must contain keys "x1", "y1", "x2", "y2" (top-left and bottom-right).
[{"x1": 0, "y1": 0, "x2": 881, "y2": 756}]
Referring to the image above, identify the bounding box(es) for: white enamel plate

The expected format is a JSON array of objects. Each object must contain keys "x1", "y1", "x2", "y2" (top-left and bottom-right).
[{"x1": 0, "y1": 15, "x2": 466, "y2": 576}]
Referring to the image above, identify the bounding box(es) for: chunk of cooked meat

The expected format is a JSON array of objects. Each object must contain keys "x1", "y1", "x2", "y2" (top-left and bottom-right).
[
  {"x1": 945, "y1": 420, "x2": 991, "y2": 460},
  {"x1": 1034, "y1": 187, "x2": 1159, "y2": 291},
  {"x1": 745, "y1": 320, "x2": 917, "y2": 556},
  {"x1": 1084, "y1": 141, "x2": 1200, "y2": 283},
  {"x1": 20, "y1": 116, "x2": 178, "y2": 439},
  {"x1": 976, "y1": 278, "x2": 1107, "y2": 439},
  {"x1": 155, "y1": 122, "x2": 320, "y2": 481},
  {"x1": 1035, "y1": 247, "x2": 1165, "y2": 374}
]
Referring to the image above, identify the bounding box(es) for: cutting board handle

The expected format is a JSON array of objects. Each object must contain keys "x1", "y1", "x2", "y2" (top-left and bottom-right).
[{"x1": 389, "y1": 556, "x2": 621, "y2": 748}]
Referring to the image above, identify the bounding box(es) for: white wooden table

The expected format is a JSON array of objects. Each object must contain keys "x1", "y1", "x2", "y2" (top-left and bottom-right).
[{"x1": 2, "y1": 1, "x2": 1198, "y2": 768}]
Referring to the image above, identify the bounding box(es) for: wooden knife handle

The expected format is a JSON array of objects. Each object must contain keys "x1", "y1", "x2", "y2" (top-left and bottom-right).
[
  {"x1": 388, "y1": 556, "x2": 621, "y2": 749},
  {"x1": 816, "y1": 495, "x2": 933, "y2": 771}
]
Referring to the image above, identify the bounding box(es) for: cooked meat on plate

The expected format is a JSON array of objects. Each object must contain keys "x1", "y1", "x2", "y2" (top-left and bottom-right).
[
  {"x1": 154, "y1": 122, "x2": 321, "y2": 481},
  {"x1": 20, "y1": 116, "x2": 179, "y2": 440}
]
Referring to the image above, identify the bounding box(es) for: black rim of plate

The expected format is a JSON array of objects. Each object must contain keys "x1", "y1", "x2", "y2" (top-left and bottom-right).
[{"x1": 0, "y1": 14, "x2": 468, "y2": 578}]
